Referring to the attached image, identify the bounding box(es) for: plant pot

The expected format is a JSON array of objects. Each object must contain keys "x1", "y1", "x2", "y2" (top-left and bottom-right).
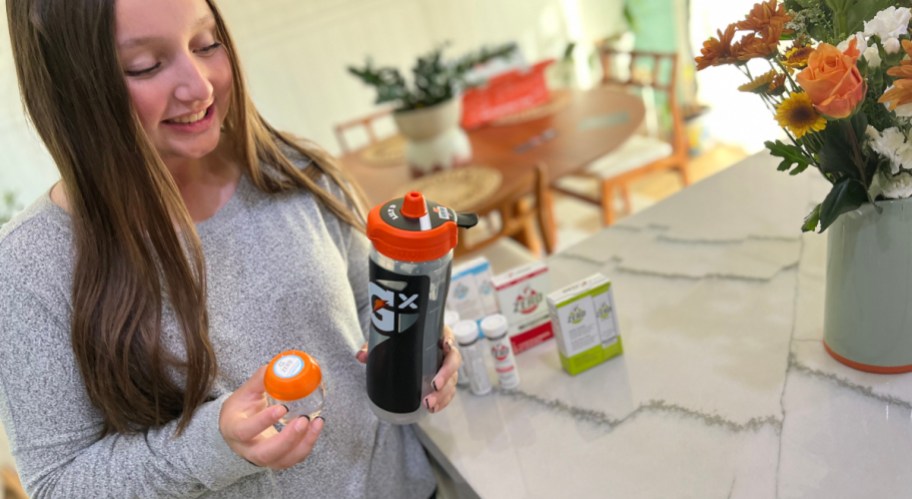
[
  {"x1": 823, "y1": 198, "x2": 912, "y2": 373},
  {"x1": 393, "y1": 98, "x2": 472, "y2": 177}
]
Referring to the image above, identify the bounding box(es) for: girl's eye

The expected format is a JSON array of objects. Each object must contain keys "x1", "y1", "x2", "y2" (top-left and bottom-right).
[
  {"x1": 124, "y1": 63, "x2": 161, "y2": 77},
  {"x1": 195, "y1": 41, "x2": 223, "y2": 54}
]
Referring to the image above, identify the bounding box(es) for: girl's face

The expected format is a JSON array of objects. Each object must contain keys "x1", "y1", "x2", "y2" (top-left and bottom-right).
[{"x1": 115, "y1": 0, "x2": 233, "y2": 167}]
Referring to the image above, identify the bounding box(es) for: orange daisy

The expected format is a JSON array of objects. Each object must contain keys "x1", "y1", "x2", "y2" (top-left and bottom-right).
[
  {"x1": 696, "y1": 24, "x2": 739, "y2": 70},
  {"x1": 880, "y1": 40, "x2": 912, "y2": 110},
  {"x1": 735, "y1": 0, "x2": 791, "y2": 35}
]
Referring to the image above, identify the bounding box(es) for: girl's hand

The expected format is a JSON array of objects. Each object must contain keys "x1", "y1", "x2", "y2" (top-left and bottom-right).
[
  {"x1": 219, "y1": 365, "x2": 324, "y2": 470},
  {"x1": 425, "y1": 326, "x2": 460, "y2": 414},
  {"x1": 354, "y1": 326, "x2": 462, "y2": 414}
]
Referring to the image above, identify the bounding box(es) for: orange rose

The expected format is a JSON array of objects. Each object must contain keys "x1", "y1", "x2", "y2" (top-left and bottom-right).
[{"x1": 796, "y1": 39, "x2": 866, "y2": 118}]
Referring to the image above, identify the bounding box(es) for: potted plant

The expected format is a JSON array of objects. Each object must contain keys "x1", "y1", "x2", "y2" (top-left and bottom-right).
[
  {"x1": 695, "y1": 0, "x2": 912, "y2": 372},
  {"x1": 348, "y1": 43, "x2": 517, "y2": 176}
]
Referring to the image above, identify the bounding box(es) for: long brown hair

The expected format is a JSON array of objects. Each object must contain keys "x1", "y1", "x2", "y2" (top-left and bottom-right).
[{"x1": 6, "y1": 0, "x2": 364, "y2": 435}]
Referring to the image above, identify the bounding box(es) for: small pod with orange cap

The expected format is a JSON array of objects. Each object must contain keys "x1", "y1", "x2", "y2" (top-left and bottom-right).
[
  {"x1": 264, "y1": 350, "x2": 324, "y2": 425},
  {"x1": 365, "y1": 191, "x2": 477, "y2": 424}
]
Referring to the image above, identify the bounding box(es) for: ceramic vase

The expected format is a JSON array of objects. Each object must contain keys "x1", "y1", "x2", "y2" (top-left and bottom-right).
[
  {"x1": 393, "y1": 98, "x2": 472, "y2": 177},
  {"x1": 823, "y1": 198, "x2": 912, "y2": 373}
]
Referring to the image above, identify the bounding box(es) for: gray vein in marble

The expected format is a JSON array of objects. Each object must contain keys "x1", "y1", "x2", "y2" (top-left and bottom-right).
[
  {"x1": 550, "y1": 252, "x2": 613, "y2": 267},
  {"x1": 789, "y1": 353, "x2": 912, "y2": 410},
  {"x1": 614, "y1": 265, "x2": 786, "y2": 283},
  {"x1": 776, "y1": 235, "x2": 805, "y2": 499},
  {"x1": 657, "y1": 234, "x2": 799, "y2": 245},
  {"x1": 493, "y1": 387, "x2": 782, "y2": 434}
]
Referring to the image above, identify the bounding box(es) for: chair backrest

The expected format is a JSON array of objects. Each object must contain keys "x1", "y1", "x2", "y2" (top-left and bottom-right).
[
  {"x1": 597, "y1": 46, "x2": 687, "y2": 155},
  {"x1": 333, "y1": 108, "x2": 394, "y2": 154},
  {"x1": 455, "y1": 162, "x2": 556, "y2": 259}
]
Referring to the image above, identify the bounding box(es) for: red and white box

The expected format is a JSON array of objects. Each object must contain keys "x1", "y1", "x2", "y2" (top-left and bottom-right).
[{"x1": 490, "y1": 261, "x2": 553, "y2": 354}]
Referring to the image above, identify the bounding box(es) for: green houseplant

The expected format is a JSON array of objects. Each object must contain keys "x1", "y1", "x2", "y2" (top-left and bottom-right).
[
  {"x1": 347, "y1": 43, "x2": 518, "y2": 111},
  {"x1": 347, "y1": 43, "x2": 518, "y2": 177}
]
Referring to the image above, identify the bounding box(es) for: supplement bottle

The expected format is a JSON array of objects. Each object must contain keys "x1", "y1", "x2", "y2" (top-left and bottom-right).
[
  {"x1": 452, "y1": 319, "x2": 492, "y2": 395},
  {"x1": 480, "y1": 314, "x2": 521, "y2": 389},
  {"x1": 264, "y1": 350, "x2": 324, "y2": 425}
]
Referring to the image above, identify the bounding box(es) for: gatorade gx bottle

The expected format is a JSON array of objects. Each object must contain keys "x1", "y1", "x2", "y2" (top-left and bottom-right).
[{"x1": 365, "y1": 191, "x2": 476, "y2": 424}]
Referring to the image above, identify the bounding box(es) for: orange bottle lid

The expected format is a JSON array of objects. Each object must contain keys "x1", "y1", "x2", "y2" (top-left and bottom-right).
[
  {"x1": 264, "y1": 350, "x2": 322, "y2": 401},
  {"x1": 367, "y1": 191, "x2": 460, "y2": 262}
]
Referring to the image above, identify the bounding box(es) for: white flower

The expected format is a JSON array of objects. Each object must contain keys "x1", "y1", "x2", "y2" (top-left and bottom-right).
[
  {"x1": 884, "y1": 37, "x2": 901, "y2": 54},
  {"x1": 877, "y1": 171, "x2": 912, "y2": 199},
  {"x1": 863, "y1": 46, "x2": 881, "y2": 68},
  {"x1": 864, "y1": 7, "x2": 912, "y2": 41},
  {"x1": 838, "y1": 32, "x2": 867, "y2": 53},
  {"x1": 866, "y1": 126, "x2": 912, "y2": 175}
]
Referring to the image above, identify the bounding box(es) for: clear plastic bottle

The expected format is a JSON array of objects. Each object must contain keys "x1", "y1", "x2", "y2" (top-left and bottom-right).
[
  {"x1": 445, "y1": 310, "x2": 470, "y2": 388},
  {"x1": 452, "y1": 319, "x2": 492, "y2": 396},
  {"x1": 264, "y1": 350, "x2": 324, "y2": 425},
  {"x1": 480, "y1": 314, "x2": 520, "y2": 389}
]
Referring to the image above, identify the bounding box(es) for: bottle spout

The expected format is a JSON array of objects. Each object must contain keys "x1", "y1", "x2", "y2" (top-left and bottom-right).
[{"x1": 456, "y1": 212, "x2": 478, "y2": 229}]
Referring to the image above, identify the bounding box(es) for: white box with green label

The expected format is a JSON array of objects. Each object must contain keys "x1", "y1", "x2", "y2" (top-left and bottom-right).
[{"x1": 546, "y1": 273, "x2": 622, "y2": 375}]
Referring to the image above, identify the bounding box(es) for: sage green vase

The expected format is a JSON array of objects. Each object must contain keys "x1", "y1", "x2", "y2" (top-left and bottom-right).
[{"x1": 824, "y1": 198, "x2": 912, "y2": 373}]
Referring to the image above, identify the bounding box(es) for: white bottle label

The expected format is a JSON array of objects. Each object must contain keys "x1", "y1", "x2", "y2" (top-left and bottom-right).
[
  {"x1": 489, "y1": 338, "x2": 520, "y2": 389},
  {"x1": 273, "y1": 355, "x2": 304, "y2": 378}
]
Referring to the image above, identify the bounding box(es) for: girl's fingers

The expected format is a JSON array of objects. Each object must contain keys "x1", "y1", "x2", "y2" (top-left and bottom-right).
[
  {"x1": 227, "y1": 404, "x2": 286, "y2": 443},
  {"x1": 355, "y1": 343, "x2": 369, "y2": 364},
  {"x1": 272, "y1": 417, "x2": 325, "y2": 469}
]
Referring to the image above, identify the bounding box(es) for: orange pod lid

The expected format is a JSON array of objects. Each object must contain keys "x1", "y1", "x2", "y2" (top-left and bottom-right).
[
  {"x1": 264, "y1": 350, "x2": 322, "y2": 401},
  {"x1": 367, "y1": 191, "x2": 478, "y2": 262}
]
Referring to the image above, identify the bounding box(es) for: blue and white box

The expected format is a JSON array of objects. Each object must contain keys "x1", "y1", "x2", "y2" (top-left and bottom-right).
[{"x1": 448, "y1": 257, "x2": 499, "y2": 322}]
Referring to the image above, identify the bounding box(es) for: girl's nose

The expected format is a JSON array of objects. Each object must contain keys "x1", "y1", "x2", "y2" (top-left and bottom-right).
[{"x1": 173, "y1": 55, "x2": 213, "y2": 103}]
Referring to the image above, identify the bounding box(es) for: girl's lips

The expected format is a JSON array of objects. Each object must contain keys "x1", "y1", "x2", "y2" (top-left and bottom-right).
[{"x1": 162, "y1": 105, "x2": 215, "y2": 133}]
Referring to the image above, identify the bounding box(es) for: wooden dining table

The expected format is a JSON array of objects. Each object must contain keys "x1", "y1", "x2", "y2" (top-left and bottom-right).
[{"x1": 338, "y1": 86, "x2": 646, "y2": 214}]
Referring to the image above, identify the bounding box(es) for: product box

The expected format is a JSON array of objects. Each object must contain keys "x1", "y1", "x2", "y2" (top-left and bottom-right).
[
  {"x1": 546, "y1": 273, "x2": 622, "y2": 375},
  {"x1": 490, "y1": 261, "x2": 553, "y2": 354},
  {"x1": 447, "y1": 257, "x2": 500, "y2": 323}
]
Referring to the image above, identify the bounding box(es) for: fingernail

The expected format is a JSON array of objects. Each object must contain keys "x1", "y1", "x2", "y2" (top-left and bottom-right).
[
  {"x1": 299, "y1": 415, "x2": 311, "y2": 421},
  {"x1": 432, "y1": 380, "x2": 438, "y2": 391},
  {"x1": 315, "y1": 415, "x2": 325, "y2": 423},
  {"x1": 294, "y1": 417, "x2": 309, "y2": 432},
  {"x1": 425, "y1": 398, "x2": 432, "y2": 412}
]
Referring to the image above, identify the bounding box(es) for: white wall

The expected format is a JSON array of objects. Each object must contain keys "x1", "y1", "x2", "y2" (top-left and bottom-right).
[{"x1": 0, "y1": 0, "x2": 625, "y2": 204}]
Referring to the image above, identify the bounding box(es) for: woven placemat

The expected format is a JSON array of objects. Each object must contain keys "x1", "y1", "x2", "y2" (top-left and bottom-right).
[
  {"x1": 397, "y1": 165, "x2": 502, "y2": 212},
  {"x1": 357, "y1": 135, "x2": 406, "y2": 166},
  {"x1": 489, "y1": 89, "x2": 571, "y2": 126}
]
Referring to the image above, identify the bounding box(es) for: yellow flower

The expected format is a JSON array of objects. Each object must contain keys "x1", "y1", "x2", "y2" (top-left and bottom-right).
[
  {"x1": 738, "y1": 70, "x2": 786, "y2": 95},
  {"x1": 783, "y1": 46, "x2": 813, "y2": 69},
  {"x1": 775, "y1": 92, "x2": 826, "y2": 138}
]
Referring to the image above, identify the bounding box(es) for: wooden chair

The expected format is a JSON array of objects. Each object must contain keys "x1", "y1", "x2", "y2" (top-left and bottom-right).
[
  {"x1": 455, "y1": 162, "x2": 556, "y2": 274},
  {"x1": 554, "y1": 47, "x2": 690, "y2": 225},
  {"x1": 333, "y1": 107, "x2": 395, "y2": 154}
]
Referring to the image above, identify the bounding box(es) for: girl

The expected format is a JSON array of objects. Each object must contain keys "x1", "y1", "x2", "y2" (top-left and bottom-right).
[{"x1": 0, "y1": 0, "x2": 459, "y2": 497}]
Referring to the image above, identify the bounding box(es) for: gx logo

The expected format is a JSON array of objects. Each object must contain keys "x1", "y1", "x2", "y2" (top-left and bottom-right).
[{"x1": 369, "y1": 280, "x2": 422, "y2": 335}]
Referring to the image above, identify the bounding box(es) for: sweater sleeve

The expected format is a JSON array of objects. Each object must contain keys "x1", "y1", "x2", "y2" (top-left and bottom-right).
[{"x1": 0, "y1": 269, "x2": 263, "y2": 498}]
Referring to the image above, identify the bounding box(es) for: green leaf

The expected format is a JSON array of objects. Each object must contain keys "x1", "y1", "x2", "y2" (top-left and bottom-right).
[
  {"x1": 818, "y1": 114, "x2": 868, "y2": 183},
  {"x1": 818, "y1": 178, "x2": 868, "y2": 232},
  {"x1": 764, "y1": 140, "x2": 811, "y2": 175},
  {"x1": 802, "y1": 203, "x2": 821, "y2": 233}
]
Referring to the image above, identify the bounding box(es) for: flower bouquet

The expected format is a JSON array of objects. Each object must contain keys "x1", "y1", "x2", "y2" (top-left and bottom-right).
[{"x1": 695, "y1": 0, "x2": 912, "y2": 232}]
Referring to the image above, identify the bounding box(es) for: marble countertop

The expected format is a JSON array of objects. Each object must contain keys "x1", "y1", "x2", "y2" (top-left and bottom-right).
[{"x1": 417, "y1": 152, "x2": 912, "y2": 498}]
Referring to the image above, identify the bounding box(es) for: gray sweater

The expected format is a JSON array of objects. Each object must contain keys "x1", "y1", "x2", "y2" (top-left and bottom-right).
[{"x1": 0, "y1": 172, "x2": 436, "y2": 498}]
